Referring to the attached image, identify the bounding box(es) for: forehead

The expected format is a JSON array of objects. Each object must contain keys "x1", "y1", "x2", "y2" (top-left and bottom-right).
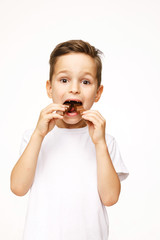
[{"x1": 53, "y1": 53, "x2": 97, "y2": 77}]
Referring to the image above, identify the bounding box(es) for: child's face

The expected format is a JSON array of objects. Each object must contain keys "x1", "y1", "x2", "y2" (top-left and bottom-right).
[{"x1": 46, "y1": 53, "x2": 103, "y2": 128}]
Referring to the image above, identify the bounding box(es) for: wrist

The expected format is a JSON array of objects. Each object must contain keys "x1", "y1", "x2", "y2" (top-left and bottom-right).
[
  {"x1": 95, "y1": 139, "x2": 107, "y2": 149},
  {"x1": 32, "y1": 129, "x2": 45, "y2": 141}
]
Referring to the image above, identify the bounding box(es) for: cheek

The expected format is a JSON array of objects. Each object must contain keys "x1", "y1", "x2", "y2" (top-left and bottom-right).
[
  {"x1": 52, "y1": 88, "x2": 65, "y2": 102},
  {"x1": 84, "y1": 94, "x2": 96, "y2": 109},
  {"x1": 52, "y1": 85, "x2": 62, "y2": 95},
  {"x1": 85, "y1": 89, "x2": 97, "y2": 100}
]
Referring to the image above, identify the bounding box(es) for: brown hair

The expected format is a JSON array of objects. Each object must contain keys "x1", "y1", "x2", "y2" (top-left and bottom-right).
[{"x1": 49, "y1": 39, "x2": 104, "y2": 88}]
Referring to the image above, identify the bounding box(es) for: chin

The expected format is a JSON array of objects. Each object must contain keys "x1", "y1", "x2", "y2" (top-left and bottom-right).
[
  {"x1": 62, "y1": 115, "x2": 86, "y2": 128},
  {"x1": 63, "y1": 116, "x2": 81, "y2": 124}
]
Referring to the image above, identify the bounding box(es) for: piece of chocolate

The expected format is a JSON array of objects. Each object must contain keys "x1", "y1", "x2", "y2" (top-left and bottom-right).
[
  {"x1": 61, "y1": 104, "x2": 71, "y2": 115},
  {"x1": 75, "y1": 105, "x2": 85, "y2": 114},
  {"x1": 64, "y1": 104, "x2": 72, "y2": 112}
]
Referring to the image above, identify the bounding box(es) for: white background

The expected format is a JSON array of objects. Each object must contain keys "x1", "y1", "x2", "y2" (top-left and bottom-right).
[{"x1": 0, "y1": 0, "x2": 160, "y2": 239}]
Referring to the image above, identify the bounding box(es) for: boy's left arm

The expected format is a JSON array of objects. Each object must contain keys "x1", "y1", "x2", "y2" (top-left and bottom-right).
[{"x1": 82, "y1": 110, "x2": 121, "y2": 207}]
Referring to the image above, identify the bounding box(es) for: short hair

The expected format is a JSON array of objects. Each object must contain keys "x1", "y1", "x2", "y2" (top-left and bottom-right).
[{"x1": 49, "y1": 39, "x2": 104, "y2": 88}]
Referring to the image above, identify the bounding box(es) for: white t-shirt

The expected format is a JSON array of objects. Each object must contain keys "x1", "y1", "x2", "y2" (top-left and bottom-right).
[{"x1": 19, "y1": 125, "x2": 129, "y2": 240}]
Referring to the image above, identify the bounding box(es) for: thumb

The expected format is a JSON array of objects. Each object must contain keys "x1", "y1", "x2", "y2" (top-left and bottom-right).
[
  {"x1": 84, "y1": 119, "x2": 92, "y2": 128},
  {"x1": 48, "y1": 119, "x2": 56, "y2": 132}
]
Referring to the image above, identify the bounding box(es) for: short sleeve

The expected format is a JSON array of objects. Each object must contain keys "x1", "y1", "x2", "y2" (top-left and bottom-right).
[
  {"x1": 19, "y1": 129, "x2": 34, "y2": 157},
  {"x1": 107, "y1": 137, "x2": 129, "y2": 181}
]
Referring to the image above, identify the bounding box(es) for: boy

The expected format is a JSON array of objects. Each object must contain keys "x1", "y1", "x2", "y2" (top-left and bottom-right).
[{"x1": 10, "y1": 40, "x2": 129, "y2": 240}]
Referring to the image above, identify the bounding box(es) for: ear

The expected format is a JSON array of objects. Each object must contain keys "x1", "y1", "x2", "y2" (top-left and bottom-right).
[
  {"x1": 46, "y1": 80, "x2": 52, "y2": 99},
  {"x1": 94, "y1": 85, "x2": 104, "y2": 102}
]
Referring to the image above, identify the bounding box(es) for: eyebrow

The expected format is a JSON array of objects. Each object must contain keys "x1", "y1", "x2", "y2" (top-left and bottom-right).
[{"x1": 56, "y1": 70, "x2": 94, "y2": 78}]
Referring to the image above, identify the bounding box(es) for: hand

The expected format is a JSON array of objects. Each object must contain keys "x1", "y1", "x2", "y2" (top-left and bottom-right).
[
  {"x1": 82, "y1": 110, "x2": 106, "y2": 145},
  {"x1": 34, "y1": 103, "x2": 68, "y2": 138}
]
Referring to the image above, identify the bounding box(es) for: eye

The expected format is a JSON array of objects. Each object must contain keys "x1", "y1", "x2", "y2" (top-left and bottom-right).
[
  {"x1": 60, "y1": 78, "x2": 68, "y2": 83},
  {"x1": 82, "y1": 80, "x2": 90, "y2": 85}
]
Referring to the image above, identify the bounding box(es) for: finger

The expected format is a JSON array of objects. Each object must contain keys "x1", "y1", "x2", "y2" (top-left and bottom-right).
[
  {"x1": 83, "y1": 110, "x2": 105, "y2": 121},
  {"x1": 82, "y1": 112, "x2": 105, "y2": 126},
  {"x1": 82, "y1": 114, "x2": 101, "y2": 127},
  {"x1": 84, "y1": 119, "x2": 93, "y2": 127},
  {"x1": 43, "y1": 104, "x2": 69, "y2": 114},
  {"x1": 82, "y1": 110, "x2": 105, "y2": 121},
  {"x1": 47, "y1": 112, "x2": 64, "y2": 120},
  {"x1": 43, "y1": 103, "x2": 64, "y2": 111},
  {"x1": 56, "y1": 110, "x2": 64, "y2": 116}
]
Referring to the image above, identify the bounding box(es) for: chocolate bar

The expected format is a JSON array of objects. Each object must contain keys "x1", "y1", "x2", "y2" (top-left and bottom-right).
[{"x1": 63, "y1": 101, "x2": 85, "y2": 115}]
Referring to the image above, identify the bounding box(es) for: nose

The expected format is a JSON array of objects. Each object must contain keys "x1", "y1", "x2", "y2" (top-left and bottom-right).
[{"x1": 69, "y1": 80, "x2": 80, "y2": 94}]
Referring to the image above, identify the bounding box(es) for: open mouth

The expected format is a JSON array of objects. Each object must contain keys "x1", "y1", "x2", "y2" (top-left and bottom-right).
[{"x1": 63, "y1": 100, "x2": 82, "y2": 113}]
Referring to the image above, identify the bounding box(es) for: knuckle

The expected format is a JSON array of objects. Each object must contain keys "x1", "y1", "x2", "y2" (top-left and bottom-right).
[
  {"x1": 99, "y1": 121, "x2": 105, "y2": 128},
  {"x1": 100, "y1": 123, "x2": 103, "y2": 128}
]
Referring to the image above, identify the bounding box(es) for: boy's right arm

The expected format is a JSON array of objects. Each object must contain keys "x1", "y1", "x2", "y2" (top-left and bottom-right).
[
  {"x1": 10, "y1": 103, "x2": 69, "y2": 196},
  {"x1": 10, "y1": 131, "x2": 44, "y2": 196}
]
